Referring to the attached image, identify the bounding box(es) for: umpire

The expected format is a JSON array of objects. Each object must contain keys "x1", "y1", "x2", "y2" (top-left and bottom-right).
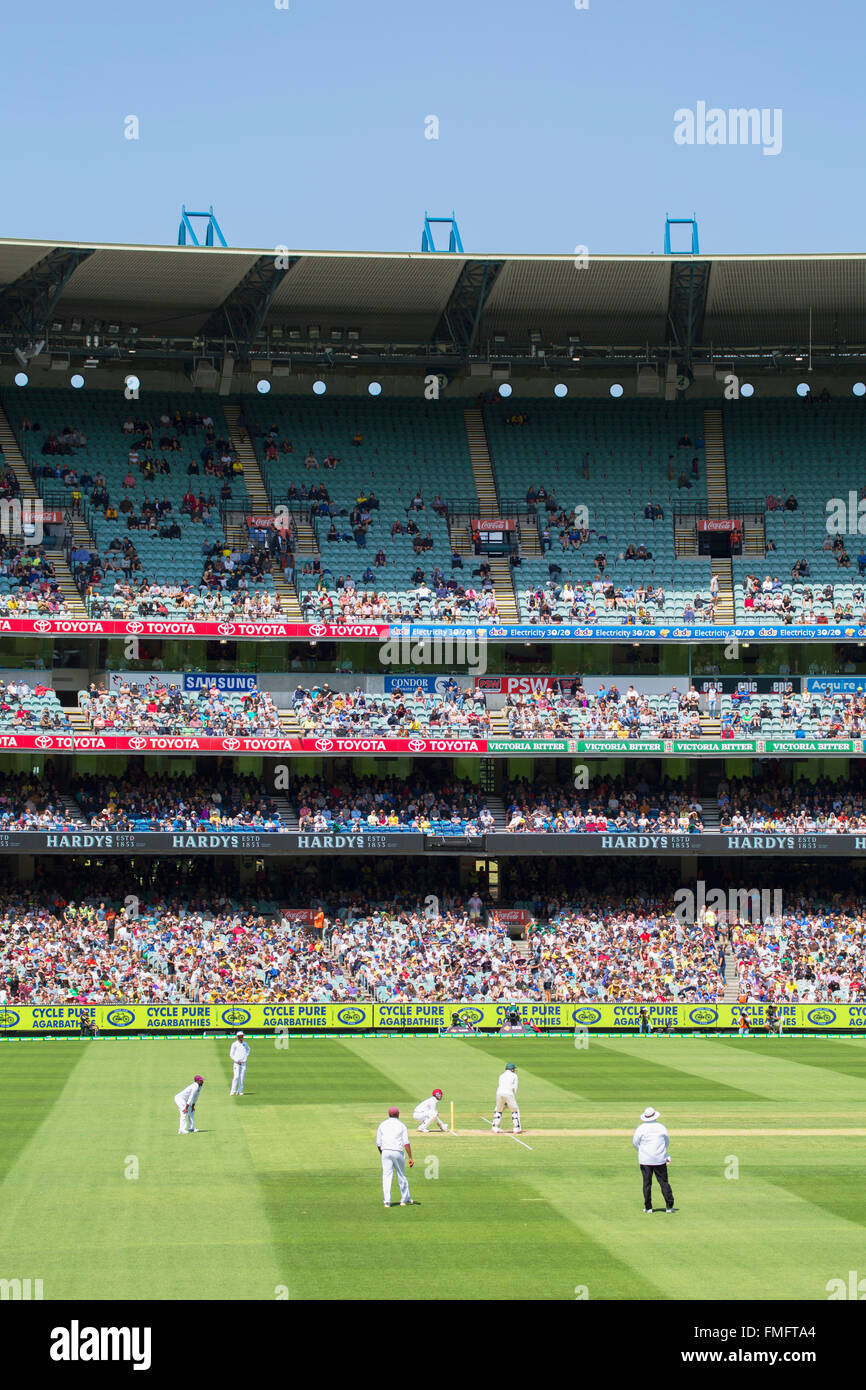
[{"x1": 632, "y1": 1107, "x2": 675, "y2": 1214}]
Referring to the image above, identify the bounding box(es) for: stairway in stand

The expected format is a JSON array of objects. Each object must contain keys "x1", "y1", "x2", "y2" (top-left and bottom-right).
[
  {"x1": 703, "y1": 408, "x2": 736, "y2": 624},
  {"x1": 57, "y1": 791, "x2": 88, "y2": 826},
  {"x1": 279, "y1": 705, "x2": 303, "y2": 739},
  {"x1": 0, "y1": 403, "x2": 94, "y2": 612},
  {"x1": 224, "y1": 401, "x2": 303, "y2": 621},
  {"x1": 44, "y1": 549, "x2": 89, "y2": 617},
  {"x1": 463, "y1": 408, "x2": 498, "y2": 514},
  {"x1": 222, "y1": 403, "x2": 270, "y2": 513},
  {"x1": 722, "y1": 946, "x2": 740, "y2": 1003},
  {"x1": 487, "y1": 557, "x2": 519, "y2": 622},
  {"x1": 65, "y1": 704, "x2": 91, "y2": 737},
  {"x1": 0, "y1": 407, "x2": 39, "y2": 500},
  {"x1": 517, "y1": 515, "x2": 542, "y2": 555},
  {"x1": 481, "y1": 792, "x2": 507, "y2": 828},
  {"x1": 703, "y1": 408, "x2": 729, "y2": 518},
  {"x1": 462, "y1": 408, "x2": 520, "y2": 622},
  {"x1": 272, "y1": 792, "x2": 295, "y2": 828},
  {"x1": 700, "y1": 796, "x2": 721, "y2": 830}
]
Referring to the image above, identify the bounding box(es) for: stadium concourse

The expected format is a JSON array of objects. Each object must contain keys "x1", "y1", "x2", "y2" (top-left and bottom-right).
[{"x1": 1, "y1": 243, "x2": 866, "y2": 1038}]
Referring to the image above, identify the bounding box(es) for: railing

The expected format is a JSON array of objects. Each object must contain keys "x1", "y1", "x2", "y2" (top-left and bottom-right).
[
  {"x1": 220, "y1": 506, "x2": 297, "y2": 551},
  {"x1": 445, "y1": 497, "x2": 535, "y2": 521},
  {"x1": 674, "y1": 498, "x2": 766, "y2": 524}
]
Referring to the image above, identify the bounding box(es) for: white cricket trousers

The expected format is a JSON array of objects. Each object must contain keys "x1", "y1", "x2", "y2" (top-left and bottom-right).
[
  {"x1": 381, "y1": 1150, "x2": 411, "y2": 1204},
  {"x1": 493, "y1": 1092, "x2": 521, "y2": 1130},
  {"x1": 175, "y1": 1100, "x2": 195, "y2": 1133},
  {"x1": 231, "y1": 1061, "x2": 247, "y2": 1095}
]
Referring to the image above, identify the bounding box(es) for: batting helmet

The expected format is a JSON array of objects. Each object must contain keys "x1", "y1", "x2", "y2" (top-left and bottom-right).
[{"x1": 432, "y1": 1089, "x2": 444, "y2": 1098}]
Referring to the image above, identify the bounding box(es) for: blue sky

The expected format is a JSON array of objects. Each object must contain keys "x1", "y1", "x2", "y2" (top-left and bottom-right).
[{"x1": 2, "y1": 0, "x2": 863, "y2": 255}]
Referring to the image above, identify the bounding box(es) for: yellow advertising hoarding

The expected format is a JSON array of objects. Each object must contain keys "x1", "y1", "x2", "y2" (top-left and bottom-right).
[{"x1": 1, "y1": 1001, "x2": 864, "y2": 1031}]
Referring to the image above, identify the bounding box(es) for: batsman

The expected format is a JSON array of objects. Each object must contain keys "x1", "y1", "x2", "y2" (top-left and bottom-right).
[{"x1": 492, "y1": 1063, "x2": 522, "y2": 1135}]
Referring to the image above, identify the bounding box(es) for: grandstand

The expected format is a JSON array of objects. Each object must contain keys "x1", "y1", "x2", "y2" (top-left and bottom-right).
[
  {"x1": 3, "y1": 249, "x2": 866, "y2": 1328},
  {"x1": 0, "y1": 234, "x2": 865, "y2": 1036}
]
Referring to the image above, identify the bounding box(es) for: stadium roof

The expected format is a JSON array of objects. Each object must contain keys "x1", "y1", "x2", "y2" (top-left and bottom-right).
[{"x1": 1, "y1": 238, "x2": 864, "y2": 368}]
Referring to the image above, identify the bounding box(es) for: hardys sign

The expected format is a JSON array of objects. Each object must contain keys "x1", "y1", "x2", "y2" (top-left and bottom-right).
[
  {"x1": 0, "y1": 831, "x2": 425, "y2": 855},
  {"x1": 0, "y1": 831, "x2": 862, "y2": 857}
]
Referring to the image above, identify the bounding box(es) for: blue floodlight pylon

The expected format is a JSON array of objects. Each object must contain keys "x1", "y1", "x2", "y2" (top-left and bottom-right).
[
  {"x1": 421, "y1": 212, "x2": 464, "y2": 253},
  {"x1": 664, "y1": 215, "x2": 699, "y2": 255},
  {"x1": 178, "y1": 205, "x2": 228, "y2": 247}
]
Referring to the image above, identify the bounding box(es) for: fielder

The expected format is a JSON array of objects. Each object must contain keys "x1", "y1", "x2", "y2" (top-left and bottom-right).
[
  {"x1": 632, "y1": 1106, "x2": 675, "y2": 1214},
  {"x1": 175, "y1": 1076, "x2": 204, "y2": 1134},
  {"x1": 376, "y1": 1106, "x2": 414, "y2": 1207},
  {"x1": 413, "y1": 1087, "x2": 447, "y2": 1132},
  {"x1": 229, "y1": 1031, "x2": 250, "y2": 1095},
  {"x1": 492, "y1": 1062, "x2": 522, "y2": 1134}
]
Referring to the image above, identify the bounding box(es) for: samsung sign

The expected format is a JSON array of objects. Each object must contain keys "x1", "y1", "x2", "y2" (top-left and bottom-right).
[{"x1": 182, "y1": 674, "x2": 258, "y2": 691}]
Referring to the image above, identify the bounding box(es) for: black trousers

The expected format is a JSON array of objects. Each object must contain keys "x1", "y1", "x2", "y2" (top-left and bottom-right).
[{"x1": 641, "y1": 1164, "x2": 674, "y2": 1210}]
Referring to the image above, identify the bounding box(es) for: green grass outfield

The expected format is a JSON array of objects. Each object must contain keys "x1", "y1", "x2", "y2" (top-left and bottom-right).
[{"x1": 2, "y1": 1034, "x2": 865, "y2": 1301}]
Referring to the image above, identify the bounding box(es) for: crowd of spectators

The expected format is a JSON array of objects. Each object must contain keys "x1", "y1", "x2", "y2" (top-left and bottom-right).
[
  {"x1": 731, "y1": 898, "x2": 866, "y2": 1003},
  {"x1": 523, "y1": 576, "x2": 671, "y2": 626},
  {"x1": 0, "y1": 891, "x2": 324, "y2": 1004},
  {"x1": 79, "y1": 680, "x2": 282, "y2": 737},
  {"x1": 503, "y1": 776, "x2": 704, "y2": 833},
  {"x1": 290, "y1": 682, "x2": 491, "y2": 738},
  {"x1": 524, "y1": 902, "x2": 723, "y2": 1001},
  {"x1": 718, "y1": 774, "x2": 866, "y2": 832},
  {"x1": 0, "y1": 678, "x2": 70, "y2": 733},
  {"x1": 71, "y1": 769, "x2": 285, "y2": 832},
  {"x1": 0, "y1": 774, "x2": 75, "y2": 830},
  {"x1": 720, "y1": 687, "x2": 866, "y2": 739},
  {"x1": 1, "y1": 873, "x2": 864, "y2": 1005},
  {"x1": 502, "y1": 681, "x2": 707, "y2": 740},
  {"x1": 298, "y1": 575, "x2": 499, "y2": 625},
  {"x1": 0, "y1": 541, "x2": 76, "y2": 617},
  {"x1": 327, "y1": 907, "x2": 517, "y2": 1001},
  {"x1": 295, "y1": 771, "x2": 493, "y2": 834}
]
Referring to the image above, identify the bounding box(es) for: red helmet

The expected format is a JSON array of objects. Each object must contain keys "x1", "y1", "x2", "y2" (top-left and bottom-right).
[{"x1": 432, "y1": 1089, "x2": 444, "y2": 1099}]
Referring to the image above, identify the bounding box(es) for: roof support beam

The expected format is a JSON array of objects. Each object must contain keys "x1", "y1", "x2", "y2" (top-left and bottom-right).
[
  {"x1": 0, "y1": 247, "x2": 94, "y2": 344},
  {"x1": 200, "y1": 254, "x2": 300, "y2": 358},
  {"x1": 432, "y1": 259, "x2": 505, "y2": 355},
  {"x1": 666, "y1": 259, "x2": 711, "y2": 365}
]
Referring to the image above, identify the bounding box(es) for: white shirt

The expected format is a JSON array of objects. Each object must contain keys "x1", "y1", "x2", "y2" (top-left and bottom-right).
[
  {"x1": 497, "y1": 1070, "x2": 518, "y2": 1097},
  {"x1": 175, "y1": 1081, "x2": 202, "y2": 1110},
  {"x1": 415, "y1": 1096, "x2": 439, "y2": 1120},
  {"x1": 632, "y1": 1121, "x2": 670, "y2": 1165},
  {"x1": 376, "y1": 1117, "x2": 409, "y2": 1153},
  {"x1": 230, "y1": 1040, "x2": 250, "y2": 1063}
]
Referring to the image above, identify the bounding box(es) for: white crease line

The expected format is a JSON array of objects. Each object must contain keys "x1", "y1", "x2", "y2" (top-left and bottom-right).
[{"x1": 479, "y1": 1114, "x2": 533, "y2": 1150}]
